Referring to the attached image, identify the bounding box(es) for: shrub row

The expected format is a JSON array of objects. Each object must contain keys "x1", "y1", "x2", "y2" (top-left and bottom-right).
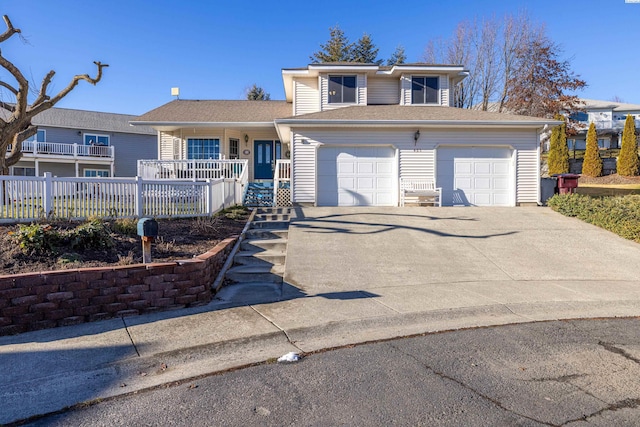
[{"x1": 547, "y1": 194, "x2": 640, "y2": 242}]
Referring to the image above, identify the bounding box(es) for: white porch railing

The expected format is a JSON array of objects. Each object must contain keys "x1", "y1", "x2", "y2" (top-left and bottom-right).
[
  {"x1": 0, "y1": 173, "x2": 243, "y2": 223},
  {"x1": 14, "y1": 141, "x2": 115, "y2": 158},
  {"x1": 137, "y1": 159, "x2": 248, "y2": 180},
  {"x1": 273, "y1": 159, "x2": 291, "y2": 206}
]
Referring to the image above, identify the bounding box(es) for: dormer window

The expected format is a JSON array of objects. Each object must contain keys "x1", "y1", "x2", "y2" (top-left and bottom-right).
[
  {"x1": 328, "y1": 75, "x2": 356, "y2": 104},
  {"x1": 412, "y1": 76, "x2": 439, "y2": 104}
]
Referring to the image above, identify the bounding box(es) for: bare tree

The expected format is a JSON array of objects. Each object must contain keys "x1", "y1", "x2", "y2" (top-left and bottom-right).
[
  {"x1": 0, "y1": 15, "x2": 108, "y2": 174},
  {"x1": 422, "y1": 12, "x2": 585, "y2": 117}
]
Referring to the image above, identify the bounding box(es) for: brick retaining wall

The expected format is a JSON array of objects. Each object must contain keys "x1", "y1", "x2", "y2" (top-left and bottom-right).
[{"x1": 0, "y1": 236, "x2": 237, "y2": 336}]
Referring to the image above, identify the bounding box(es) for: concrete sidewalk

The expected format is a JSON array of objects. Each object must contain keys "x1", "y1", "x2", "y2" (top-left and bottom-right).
[{"x1": 2, "y1": 207, "x2": 640, "y2": 424}]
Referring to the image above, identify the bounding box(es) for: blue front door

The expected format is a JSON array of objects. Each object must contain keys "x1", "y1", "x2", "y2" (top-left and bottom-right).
[{"x1": 254, "y1": 140, "x2": 273, "y2": 179}]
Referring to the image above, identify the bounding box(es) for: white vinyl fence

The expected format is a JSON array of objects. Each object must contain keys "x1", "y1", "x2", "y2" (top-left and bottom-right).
[{"x1": 0, "y1": 172, "x2": 245, "y2": 223}]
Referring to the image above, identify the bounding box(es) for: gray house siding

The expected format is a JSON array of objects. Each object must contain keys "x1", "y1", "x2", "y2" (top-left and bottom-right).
[{"x1": 112, "y1": 132, "x2": 156, "y2": 176}]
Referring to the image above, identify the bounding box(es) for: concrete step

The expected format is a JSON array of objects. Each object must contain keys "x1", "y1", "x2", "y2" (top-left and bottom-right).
[
  {"x1": 240, "y1": 238, "x2": 288, "y2": 252},
  {"x1": 245, "y1": 228, "x2": 289, "y2": 240},
  {"x1": 214, "y1": 281, "x2": 283, "y2": 305},
  {"x1": 233, "y1": 250, "x2": 286, "y2": 266},
  {"x1": 249, "y1": 220, "x2": 290, "y2": 230},
  {"x1": 255, "y1": 214, "x2": 291, "y2": 222},
  {"x1": 225, "y1": 265, "x2": 284, "y2": 283},
  {"x1": 256, "y1": 207, "x2": 294, "y2": 215}
]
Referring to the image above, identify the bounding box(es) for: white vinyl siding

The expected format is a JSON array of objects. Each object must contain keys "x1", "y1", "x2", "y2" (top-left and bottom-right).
[
  {"x1": 399, "y1": 150, "x2": 435, "y2": 181},
  {"x1": 440, "y1": 76, "x2": 450, "y2": 106},
  {"x1": 294, "y1": 77, "x2": 320, "y2": 115},
  {"x1": 291, "y1": 128, "x2": 540, "y2": 207},
  {"x1": 320, "y1": 74, "x2": 366, "y2": 111},
  {"x1": 367, "y1": 78, "x2": 400, "y2": 105},
  {"x1": 514, "y1": 144, "x2": 540, "y2": 204},
  {"x1": 159, "y1": 132, "x2": 174, "y2": 160}
]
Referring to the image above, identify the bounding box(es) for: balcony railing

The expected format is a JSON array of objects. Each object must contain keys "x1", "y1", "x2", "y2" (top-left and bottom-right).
[
  {"x1": 578, "y1": 119, "x2": 640, "y2": 132},
  {"x1": 137, "y1": 159, "x2": 248, "y2": 180},
  {"x1": 9, "y1": 141, "x2": 115, "y2": 158}
]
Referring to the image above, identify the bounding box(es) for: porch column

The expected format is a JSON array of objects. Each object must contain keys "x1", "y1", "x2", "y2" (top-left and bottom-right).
[
  {"x1": 75, "y1": 161, "x2": 79, "y2": 177},
  {"x1": 35, "y1": 159, "x2": 40, "y2": 176},
  {"x1": 110, "y1": 162, "x2": 114, "y2": 177}
]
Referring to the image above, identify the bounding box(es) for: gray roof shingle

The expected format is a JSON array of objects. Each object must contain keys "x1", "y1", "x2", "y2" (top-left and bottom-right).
[
  {"x1": 32, "y1": 107, "x2": 156, "y2": 135},
  {"x1": 133, "y1": 100, "x2": 292, "y2": 123},
  {"x1": 281, "y1": 105, "x2": 554, "y2": 123}
]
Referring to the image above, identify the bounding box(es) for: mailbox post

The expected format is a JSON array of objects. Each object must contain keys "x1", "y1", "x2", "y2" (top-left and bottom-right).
[{"x1": 137, "y1": 218, "x2": 158, "y2": 264}]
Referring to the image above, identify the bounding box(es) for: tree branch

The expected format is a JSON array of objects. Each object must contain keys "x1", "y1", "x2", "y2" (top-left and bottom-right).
[
  {"x1": 29, "y1": 61, "x2": 108, "y2": 116},
  {"x1": 0, "y1": 80, "x2": 17, "y2": 95},
  {"x1": 0, "y1": 15, "x2": 20, "y2": 44},
  {"x1": 32, "y1": 70, "x2": 55, "y2": 105}
]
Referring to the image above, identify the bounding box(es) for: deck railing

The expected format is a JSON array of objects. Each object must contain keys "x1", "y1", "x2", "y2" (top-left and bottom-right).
[
  {"x1": 11, "y1": 141, "x2": 115, "y2": 158},
  {"x1": 0, "y1": 173, "x2": 243, "y2": 223},
  {"x1": 137, "y1": 159, "x2": 248, "y2": 180},
  {"x1": 273, "y1": 159, "x2": 291, "y2": 206}
]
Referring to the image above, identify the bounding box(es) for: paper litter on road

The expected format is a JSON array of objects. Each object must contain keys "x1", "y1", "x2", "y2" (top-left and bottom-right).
[{"x1": 277, "y1": 352, "x2": 301, "y2": 363}]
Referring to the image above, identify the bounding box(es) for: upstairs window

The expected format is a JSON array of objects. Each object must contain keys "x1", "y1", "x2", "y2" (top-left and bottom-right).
[
  {"x1": 26, "y1": 129, "x2": 46, "y2": 142},
  {"x1": 187, "y1": 138, "x2": 220, "y2": 160},
  {"x1": 412, "y1": 76, "x2": 439, "y2": 104},
  {"x1": 328, "y1": 75, "x2": 356, "y2": 104},
  {"x1": 84, "y1": 133, "x2": 110, "y2": 146}
]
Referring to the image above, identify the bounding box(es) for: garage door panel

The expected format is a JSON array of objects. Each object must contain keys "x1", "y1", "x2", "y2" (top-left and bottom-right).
[
  {"x1": 317, "y1": 146, "x2": 395, "y2": 207},
  {"x1": 337, "y1": 162, "x2": 354, "y2": 174},
  {"x1": 455, "y1": 162, "x2": 472, "y2": 174},
  {"x1": 474, "y1": 162, "x2": 491, "y2": 174},
  {"x1": 437, "y1": 147, "x2": 512, "y2": 207},
  {"x1": 357, "y1": 162, "x2": 374, "y2": 174},
  {"x1": 474, "y1": 177, "x2": 491, "y2": 190}
]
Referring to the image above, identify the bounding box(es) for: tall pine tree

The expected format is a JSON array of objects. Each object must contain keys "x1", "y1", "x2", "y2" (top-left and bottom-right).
[
  {"x1": 310, "y1": 25, "x2": 353, "y2": 63},
  {"x1": 548, "y1": 114, "x2": 570, "y2": 175},
  {"x1": 387, "y1": 45, "x2": 407, "y2": 65},
  {"x1": 581, "y1": 122, "x2": 602, "y2": 177},
  {"x1": 618, "y1": 114, "x2": 639, "y2": 176},
  {"x1": 351, "y1": 33, "x2": 382, "y2": 64}
]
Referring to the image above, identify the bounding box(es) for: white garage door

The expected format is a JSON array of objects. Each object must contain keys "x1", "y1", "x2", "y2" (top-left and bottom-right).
[
  {"x1": 437, "y1": 147, "x2": 513, "y2": 206},
  {"x1": 317, "y1": 146, "x2": 395, "y2": 206}
]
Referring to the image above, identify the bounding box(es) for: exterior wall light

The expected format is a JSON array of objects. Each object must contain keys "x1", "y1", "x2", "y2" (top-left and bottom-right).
[
  {"x1": 244, "y1": 134, "x2": 249, "y2": 146},
  {"x1": 414, "y1": 130, "x2": 421, "y2": 146}
]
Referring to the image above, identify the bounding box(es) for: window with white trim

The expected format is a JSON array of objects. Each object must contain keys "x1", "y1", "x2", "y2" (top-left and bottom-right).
[
  {"x1": 84, "y1": 169, "x2": 110, "y2": 177},
  {"x1": 229, "y1": 138, "x2": 239, "y2": 159},
  {"x1": 411, "y1": 76, "x2": 439, "y2": 104},
  {"x1": 84, "y1": 133, "x2": 110, "y2": 146},
  {"x1": 328, "y1": 75, "x2": 356, "y2": 104},
  {"x1": 12, "y1": 166, "x2": 36, "y2": 176},
  {"x1": 187, "y1": 138, "x2": 220, "y2": 159},
  {"x1": 26, "y1": 130, "x2": 46, "y2": 142}
]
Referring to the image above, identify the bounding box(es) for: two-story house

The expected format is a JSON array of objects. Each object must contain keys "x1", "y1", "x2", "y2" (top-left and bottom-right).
[
  {"x1": 568, "y1": 99, "x2": 640, "y2": 150},
  {"x1": 132, "y1": 63, "x2": 558, "y2": 207},
  {"x1": 9, "y1": 107, "x2": 157, "y2": 177}
]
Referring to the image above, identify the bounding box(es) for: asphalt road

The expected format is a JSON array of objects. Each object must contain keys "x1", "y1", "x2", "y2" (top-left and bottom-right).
[{"x1": 22, "y1": 318, "x2": 640, "y2": 427}]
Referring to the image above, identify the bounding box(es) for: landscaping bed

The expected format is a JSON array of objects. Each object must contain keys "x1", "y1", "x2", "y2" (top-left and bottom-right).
[{"x1": 0, "y1": 206, "x2": 249, "y2": 276}]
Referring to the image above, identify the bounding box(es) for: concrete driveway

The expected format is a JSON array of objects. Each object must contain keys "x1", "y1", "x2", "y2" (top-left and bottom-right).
[{"x1": 253, "y1": 206, "x2": 640, "y2": 349}]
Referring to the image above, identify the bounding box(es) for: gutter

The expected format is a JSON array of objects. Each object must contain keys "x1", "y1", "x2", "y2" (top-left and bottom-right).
[
  {"x1": 129, "y1": 121, "x2": 277, "y2": 128},
  {"x1": 274, "y1": 119, "x2": 563, "y2": 129}
]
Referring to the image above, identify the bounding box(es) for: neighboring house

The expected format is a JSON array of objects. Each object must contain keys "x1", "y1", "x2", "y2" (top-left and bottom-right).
[
  {"x1": 567, "y1": 99, "x2": 640, "y2": 150},
  {"x1": 132, "y1": 63, "x2": 558, "y2": 207},
  {"x1": 8, "y1": 107, "x2": 156, "y2": 177}
]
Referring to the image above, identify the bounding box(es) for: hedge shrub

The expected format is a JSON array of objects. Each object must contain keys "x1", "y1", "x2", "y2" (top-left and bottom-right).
[{"x1": 547, "y1": 194, "x2": 640, "y2": 242}]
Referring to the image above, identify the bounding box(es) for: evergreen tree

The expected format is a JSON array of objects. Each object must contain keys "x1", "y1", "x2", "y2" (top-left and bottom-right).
[
  {"x1": 618, "y1": 114, "x2": 639, "y2": 176},
  {"x1": 310, "y1": 25, "x2": 353, "y2": 63},
  {"x1": 581, "y1": 122, "x2": 602, "y2": 177},
  {"x1": 246, "y1": 84, "x2": 270, "y2": 101},
  {"x1": 548, "y1": 114, "x2": 570, "y2": 175},
  {"x1": 351, "y1": 33, "x2": 382, "y2": 64},
  {"x1": 387, "y1": 45, "x2": 407, "y2": 65}
]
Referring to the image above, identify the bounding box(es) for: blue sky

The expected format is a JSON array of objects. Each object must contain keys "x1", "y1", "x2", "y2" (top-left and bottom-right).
[{"x1": 2, "y1": 1, "x2": 640, "y2": 115}]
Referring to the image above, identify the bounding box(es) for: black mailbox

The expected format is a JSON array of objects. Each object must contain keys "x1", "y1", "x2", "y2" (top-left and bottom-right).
[{"x1": 137, "y1": 218, "x2": 158, "y2": 238}]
